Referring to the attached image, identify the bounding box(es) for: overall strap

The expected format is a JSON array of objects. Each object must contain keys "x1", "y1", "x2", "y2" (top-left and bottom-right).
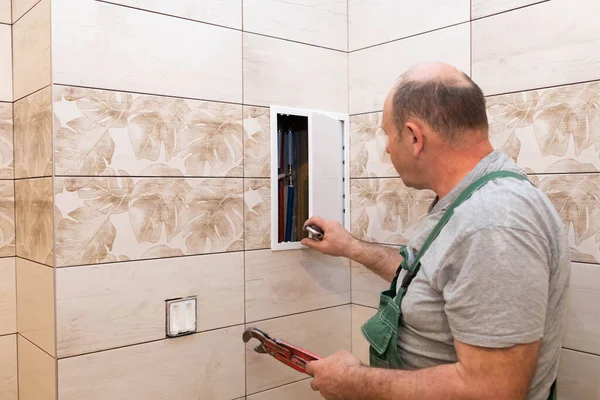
[{"x1": 405, "y1": 171, "x2": 531, "y2": 273}]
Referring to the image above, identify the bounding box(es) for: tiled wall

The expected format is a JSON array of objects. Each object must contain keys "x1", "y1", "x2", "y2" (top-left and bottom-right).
[{"x1": 348, "y1": 0, "x2": 600, "y2": 398}]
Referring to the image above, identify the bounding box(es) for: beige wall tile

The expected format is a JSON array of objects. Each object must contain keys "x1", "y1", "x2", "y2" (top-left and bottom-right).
[
  {"x1": 52, "y1": 0, "x2": 242, "y2": 103},
  {"x1": 350, "y1": 112, "x2": 397, "y2": 178},
  {"x1": 351, "y1": 305, "x2": 376, "y2": 365},
  {"x1": 0, "y1": 258, "x2": 16, "y2": 335},
  {"x1": 247, "y1": 379, "x2": 320, "y2": 400},
  {"x1": 243, "y1": 33, "x2": 348, "y2": 113},
  {"x1": 472, "y1": 0, "x2": 544, "y2": 18},
  {"x1": 351, "y1": 261, "x2": 389, "y2": 308},
  {"x1": 15, "y1": 178, "x2": 53, "y2": 265},
  {"x1": 14, "y1": 86, "x2": 52, "y2": 178},
  {"x1": 55, "y1": 176, "x2": 243, "y2": 267},
  {"x1": 245, "y1": 179, "x2": 270, "y2": 251},
  {"x1": 487, "y1": 82, "x2": 600, "y2": 174},
  {"x1": 350, "y1": 178, "x2": 435, "y2": 245},
  {"x1": 12, "y1": 0, "x2": 50, "y2": 100},
  {"x1": 244, "y1": 0, "x2": 347, "y2": 50},
  {"x1": 56, "y1": 252, "x2": 244, "y2": 357},
  {"x1": 53, "y1": 86, "x2": 243, "y2": 177},
  {"x1": 102, "y1": 0, "x2": 242, "y2": 29},
  {"x1": 472, "y1": 0, "x2": 600, "y2": 96},
  {"x1": 0, "y1": 0, "x2": 10, "y2": 23},
  {"x1": 349, "y1": 23, "x2": 471, "y2": 114},
  {"x1": 0, "y1": 181, "x2": 14, "y2": 257},
  {"x1": 246, "y1": 306, "x2": 351, "y2": 394},
  {"x1": 0, "y1": 335, "x2": 17, "y2": 400},
  {"x1": 58, "y1": 326, "x2": 245, "y2": 400},
  {"x1": 0, "y1": 24, "x2": 11, "y2": 102},
  {"x1": 0, "y1": 102, "x2": 12, "y2": 178},
  {"x1": 12, "y1": 0, "x2": 40, "y2": 21},
  {"x1": 17, "y1": 335, "x2": 56, "y2": 400},
  {"x1": 535, "y1": 172, "x2": 600, "y2": 264},
  {"x1": 16, "y1": 258, "x2": 55, "y2": 356},
  {"x1": 243, "y1": 106, "x2": 270, "y2": 178},
  {"x1": 558, "y1": 349, "x2": 600, "y2": 400},
  {"x1": 563, "y1": 263, "x2": 600, "y2": 355},
  {"x1": 246, "y1": 249, "x2": 350, "y2": 321},
  {"x1": 348, "y1": 0, "x2": 469, "y2": 51}
]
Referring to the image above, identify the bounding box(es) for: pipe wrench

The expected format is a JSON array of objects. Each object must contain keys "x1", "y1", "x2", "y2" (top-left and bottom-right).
[{"x1": 242, "y1": 327, "x2": 321, "y2": 375}]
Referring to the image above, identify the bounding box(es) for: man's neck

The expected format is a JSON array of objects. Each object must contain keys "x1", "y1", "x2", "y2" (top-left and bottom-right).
[{"x1": 427, "y1": 141, "x2": 494, "y2": 199}]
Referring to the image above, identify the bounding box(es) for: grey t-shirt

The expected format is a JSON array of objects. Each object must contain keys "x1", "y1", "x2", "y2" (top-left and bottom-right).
[{"x1": 396, "y1": 150, "x2": 571, "y2": 400}]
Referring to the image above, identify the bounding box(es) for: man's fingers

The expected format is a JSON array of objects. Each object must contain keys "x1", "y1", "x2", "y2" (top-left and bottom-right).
[
  {"x1": 310, "y1": 379, "x2": 319, "y2": 391},
  {"x1": 301, "y1": 238, "x2": 321, "y2": 251},
  {"x1": 304, "y1": 215, "x2": 326, "y2": 230}
]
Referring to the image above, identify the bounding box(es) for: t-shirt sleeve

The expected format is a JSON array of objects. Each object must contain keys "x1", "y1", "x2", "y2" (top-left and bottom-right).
[{"x1": 435, "y1": 225, "x2": 550, "y2": 348}]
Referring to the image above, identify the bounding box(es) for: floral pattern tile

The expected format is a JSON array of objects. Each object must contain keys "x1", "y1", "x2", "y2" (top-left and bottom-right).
[
  {"x1": 53, "y1": 85, "x2": 243, "y2": 177},
  {"x1": 244, "y1": 179, "x2": 270, "y2": 250},
  {"x1": 350, "y1": 177, "x2": 435, "y2": 245},
  {"x1": 350, "y1": 113, "x2": 397, "y2": 178},
  {"x1": 0, "y1": 102, "x2": 13, "y2": 179},
  {"x1": 487, "y1": 81, "x2": 600, "y2": 173},
  {"x1": 15, "y1": 178, "x2": 53, "y2": 265},
  {"x1": 243, "y1": 106, "x2": 270, "y2": 178},
  {"x1": 0, "y1": 181, "x2": 15, "y2": 257},
  {"x1": 54, "y1": 170, "x2": 243, "y2": 267},
  {"x1": 14, "y1": 86, "x2": 53, "y2": 178}
]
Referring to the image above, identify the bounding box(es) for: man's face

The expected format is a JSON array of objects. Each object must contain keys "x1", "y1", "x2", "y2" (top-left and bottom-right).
[{"x1": 381, "y1": 92, "x2": 416, "y2": 186}]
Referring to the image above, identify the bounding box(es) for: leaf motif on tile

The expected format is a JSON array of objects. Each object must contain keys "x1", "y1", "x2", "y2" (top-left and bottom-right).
[
  {"x1": 141, "y1": 246, "x2": 184, "y2": 259},
  {"x1": 103, "y1": 254, "x2": 132, "y2": 263},
  {"x1": 350, "y1": 208, "x2": 372, "y2": 242},
  {"x1": 77, "y1": 169, "x2": 133, "y2": 214},
  {"x1": 181, "y1": 105, "x2": 243, "y2": 176},
  {"x1": 487, "y1": 92, "x2": 539, "y2": 129},
  {"x1": 73, "y1": 89, "x2": 132, "y2": 128},
  {"x1": 56, "y1": 206, "x2": 117, "y2": 267},
  {"x1": 15, "y1": 179, "x2": 53, "y2": 265},
  {"x1": 244, "y1": 107, "x2": 270, "y2": 178},
  {"x1": 0, "y1": 182, "x2": 15, "y2": 257},
  {"x1": 128, "y1": 96, "x2": 190, "y2": 162},
  {"x1": 55, "y1": 117, "x2": 115, "y2": 175},
  {"x1": 129, "y1": 167, "x2": 191, "y2": 243},
  {"x1": 182, "y1": 179, "x2": 243, "y2": 254},
  {"x1": 351, "y1": 145, "x2": 368, "y2": 177},
  {"x1": 351, "y1": 176, "x2": 380, "y2": 208},
  {"x1": 244, "y1": 179, "x2": 270, "y2": 250},
  {"x1": 350, "y1": 113, "x2": 392, "y2": 177},
  {"x1": 377, "y1": 179, "x2": 434, "y2": 232},
  {"x1": 570, "y1": 248, "x2": 598, "y2": 263}
]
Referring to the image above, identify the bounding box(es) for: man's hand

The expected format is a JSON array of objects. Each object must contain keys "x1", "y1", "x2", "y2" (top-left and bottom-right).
[
  {"x1": 306, "y1": 350, "x2": 364, "y2": 400},
  {"x1": 301, "y1": 216, "x2": 357, "y2": 258}
]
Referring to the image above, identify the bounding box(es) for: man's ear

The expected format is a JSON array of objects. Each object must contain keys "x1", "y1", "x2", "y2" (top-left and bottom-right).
[{"x1": 406, "y1": 121, "x2": 424, "y2": 158}]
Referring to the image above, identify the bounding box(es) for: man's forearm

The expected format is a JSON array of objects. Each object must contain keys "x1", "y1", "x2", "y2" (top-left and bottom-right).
[{"x1": 347, "y1": 239, "x2": 402, "y2": 282}]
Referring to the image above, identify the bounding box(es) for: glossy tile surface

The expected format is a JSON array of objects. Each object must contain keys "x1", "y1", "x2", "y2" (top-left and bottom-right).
[
  {"x1": 15, "y1": 178, "x2": 52, "y2": 265},
  {"x1": 52, "y1": 0, "x2": 242, "y2": 103},
  {"x1": 58, "y1": 326, "x2": 245, "y2": 400},
  {"x1": 0, "y1": 102, "x2": 13, "y2": 178},
  {"x1": 348, "y1": 0, "x2": 469, "y2": 51},
  {"x1": 472, "y1": 0, "x2": 544, "y2": 18},
  {"x1": 244, "y1": 0, "x2": 347, "y2": 50},
  {"x1": 243, "y1": 106, "x2": 270, "y2": 178},
  {"x1": 243, "y1": 33, "x2": 348, "y2": 113},
  {"x1": 103, "y1": 0, "x2": 242, "y2": 28},
  {"x1": 17, "y1": 335, "x2": 56, "y2": 400},
  {"x1": 12, "y1": 0, "x2": 40, "y2": 21},
  {"x1": 56, "y1": 252, "x2": 244, "y2": 357},
  {"x1": 54, "y1": 86, "x2": 243, "y2": 177},
  {"x1": 0, "y1": 181, "x2": 15, "y2": 257},
  {"x1": 246, "y1": 306, "x2": 351, "y2": 394},
  {"x1": 557, "y1": 349, "x2": 600, "y2": 400},
  {"x1": 0, "y1": 25, "x2": 11, "y2": 102},
  {"x1": 245, "y1": 249, "x2": 350, "y2": 321},
  {"x1": 247, "y1": 379, "x2": 320, "y2": 400},
  {"x1": 350, "y1": 178, "x2": 435, "y2": 245},
  {"x1": 350, "y1": 112, "x2": 397, "y2": 178},
  {"x1": 0, "y1": 258, "x2": 15, "y2": 335},
  {"x1": 349, "y1": 23, "x2": 471, "y2": 114},
  {"x1": 12, "y1": 0, "x2": 50, "y2": 100},
  {"x1": 0, "y1": 335, "x2": 17, "y2": 400},
  {"x1": 14, "y1": 86, "x2": 52, "y2": 178},
  {"x1": 0, "y1": 0, "x2": 10, "y2": 23},
  {"x1": 244, "y1": 179, "x2": 270, "y2": 251},
  {"x1": 351, "y1": 261, "x2": 389, "y2": 308},
  {"x1": 352, "y1": 305, "x2": 376, "y2": 365},
  {"x1": 55, "y1": 176, "x2": 243, "y2": 267}
]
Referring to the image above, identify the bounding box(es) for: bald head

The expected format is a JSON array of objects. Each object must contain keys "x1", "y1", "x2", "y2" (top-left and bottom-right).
[{"x1": 386, "y1": 62, "x2": 488, "y2": 146}]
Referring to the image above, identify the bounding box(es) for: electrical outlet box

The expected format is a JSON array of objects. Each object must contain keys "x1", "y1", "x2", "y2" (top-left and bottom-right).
[
  {"x1": 270, "y1": 106, "x2": 350, "y2": 251},
  {"x1": 165, "y1": 296, "x2": 197, "y2": 338}
]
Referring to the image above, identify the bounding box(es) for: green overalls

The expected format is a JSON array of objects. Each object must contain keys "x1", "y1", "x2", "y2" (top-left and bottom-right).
[{"x1": 360, "y1": 171, "x2": 557, "y2": 400}]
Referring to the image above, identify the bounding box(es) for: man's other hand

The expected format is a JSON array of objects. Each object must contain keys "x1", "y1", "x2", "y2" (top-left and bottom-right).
[
  {"x1": 306, "y1": 350, "x2": 363, "y2": 400},
  {"x1": 301, "y1": 216, "x2": 356, "y2": 258}
]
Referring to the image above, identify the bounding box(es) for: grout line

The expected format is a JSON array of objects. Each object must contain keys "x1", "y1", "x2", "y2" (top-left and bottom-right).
[
  {"x1": 243, "y1": 31, "x2": 346, "y2": 53},
  {"x1": 562, "y1": 347, "x2": 600, "y2": 358},
  {"x1": 471, "y1": 0, "x2": 551, "y2": 22},
  {"x1": 0, "y1": 255, "x2": 17, "y2": 260},
  {"x1": 54, "y1": 174, "x2": 245, "y2": 179},
  {"x1": 0, "y1": 21, "x2": 9, "y2": 26},
  {"x1": 56, "y1": 249, "x2": 246, "y2": 269},
  {"x1": 15, "y1": 256, "x2": 54, "y2": 269},
  {"x1": 246, "y1": 378, "x2": 310, "y2": 397},
  {"x1": 0, "y1": 332, "x2": 18, "y2": 338},
  {"x1": 569, "y1": 260, "x2": 600, "y2": 267},
  {"x1": 12, "y1": 84, "x2": 52, "y2": 104},
  {"x1": 19, "y1": 333, "x2": 55, "y2": 359},
  {"x1": 351, "y1": 303, "x2": 378, "y2": 311},
  {"x1": 15, "y1": 332, "x2": 19, "y2": 399},
  {"x1": 58, "y1": 322, "x2": 246, "y2": 360},
  {"x1": 530, "y1": 171, "x2": 600, "y2": 177},
  {"x1": 11, "y1": 0, "x2": 42, "y2": 25},
  {"x1": 14, "y1": 175, "x2": 52, "y2": 181},
  {"x1": 246, "y1": 303, "x2": 351, "y2": 325},
  {"x1": 349, "y1": 20, "x2": 470, "y2": 53}
]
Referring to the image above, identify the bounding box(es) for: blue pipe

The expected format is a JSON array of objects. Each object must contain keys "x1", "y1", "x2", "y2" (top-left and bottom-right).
[{"x1": 285, "y1": 185, "x2": 294, "y2": 242}]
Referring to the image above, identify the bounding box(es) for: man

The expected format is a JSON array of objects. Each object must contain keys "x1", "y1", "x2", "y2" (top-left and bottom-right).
[{"x1": 301, "y1": 62, "x2": 571, "y2": 400}]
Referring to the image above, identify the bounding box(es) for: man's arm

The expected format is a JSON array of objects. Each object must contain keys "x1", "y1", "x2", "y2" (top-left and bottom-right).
[
  {"x1": 301, "y1": 216, "x2": 401, "y2": 282},
  {"x1": 307, "y1": 339, "x2": 540, "y2": 400}
]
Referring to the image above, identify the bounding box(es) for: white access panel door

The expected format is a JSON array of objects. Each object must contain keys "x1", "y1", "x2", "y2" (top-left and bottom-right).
[{"x1": 308, "y1": 112, "x2": 345, "y2": 225}]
